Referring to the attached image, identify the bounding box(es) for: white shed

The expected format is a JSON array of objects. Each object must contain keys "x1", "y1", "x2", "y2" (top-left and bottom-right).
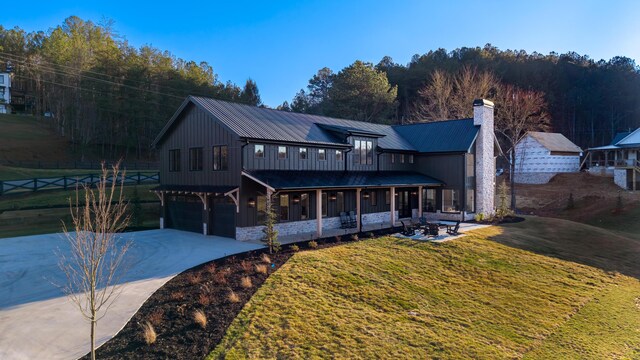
[{"x1": 513, "y1": 132, "x2": 583, "y2": 184}]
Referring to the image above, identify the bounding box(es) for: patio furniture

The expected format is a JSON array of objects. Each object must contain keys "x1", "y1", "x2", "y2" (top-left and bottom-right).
[
  {"x1": 400, "y1": 220, "x2": 416, "y2": 236},
  {"x1": 339, "y1": 212, "x2": 351, "y2": 229},
  {"x1": 348, "y1": 210, "x2": 357, "y2": 228},
  {"x1": 419, "y1": 216, "x2": 428, "y2": 227},
  {"x1": 423, "y1": 223, "x2": 439, "y2": 237},
  {"x1": 443, "y1": 220, "x2": 461, "y2": 235}
]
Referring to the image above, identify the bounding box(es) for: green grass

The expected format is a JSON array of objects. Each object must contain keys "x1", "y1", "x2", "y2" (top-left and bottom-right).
[
  {"x1": 0, "y1": 114, "x2": 52, "y2": 141},
  {"x1": 583, "y1": 202, "x2": 640, "y2": 237},
  {"x1": 209, "y1": 220, "x2": 640, "y2": 359}
]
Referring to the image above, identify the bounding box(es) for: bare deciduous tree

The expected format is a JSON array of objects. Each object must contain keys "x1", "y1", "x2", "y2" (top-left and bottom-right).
[
  {"x1": 58, "y1": 162, "x2": 131, "y2": 360},
  {"x1": 494, "y1": 84, "x2": 551, "y2": 210},
  {"x1": 411, "y1": 66, "x2": 498, "y2": 121}
]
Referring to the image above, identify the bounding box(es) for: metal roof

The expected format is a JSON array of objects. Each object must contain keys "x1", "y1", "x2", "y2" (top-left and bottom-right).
[
  {"x1": 153, "y1": 96, "x2": 480, "y2": 153},
  {"x1": 526, "y1": 132, "x2": 582, "y2": 153},
  {"x1": 615, "y1": 128, "x2": 640, "y2": 147},
  {"x1": 151, "y1": 184, "x2": 237, "y2": 194},
  {"x1": 611, "y1": 131, "x2": 632, "y2": 145},
  {"x1": 392, "y1": 119, "x2": 479, "y2": 153},
  {"x1": 245, "y1": 170, "x2": 443, "y2": 190}
]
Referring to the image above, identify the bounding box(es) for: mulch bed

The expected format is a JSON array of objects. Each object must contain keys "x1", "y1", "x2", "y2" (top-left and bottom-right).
[{"x1": 88, "y1": 229, "x2": 394, "y2": 360}]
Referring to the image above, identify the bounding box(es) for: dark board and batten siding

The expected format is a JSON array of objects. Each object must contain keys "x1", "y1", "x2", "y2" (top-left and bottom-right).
[
  {"x1": 159, "y1": 104, "x2": 241, "y2": 187},
  {"x1": 243, "y1": 144, "x2": 345, "y2": 171}
]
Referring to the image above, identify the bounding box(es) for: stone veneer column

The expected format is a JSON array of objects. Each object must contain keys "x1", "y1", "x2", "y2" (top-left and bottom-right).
[
  {"x1": 316, "y1": 189, "x2": 323, "y2": 237},
  {"x1": 473, "y1": 99, "x2": 496, "y2": 215},
  {"x1": 390, "y1": 187, "x2": 396, "y2": 226}
]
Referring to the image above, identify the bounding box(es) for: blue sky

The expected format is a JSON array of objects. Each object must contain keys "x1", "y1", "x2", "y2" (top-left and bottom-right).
[{"x1": 2, "y1": 0, "x2": 639, "y2": 107}]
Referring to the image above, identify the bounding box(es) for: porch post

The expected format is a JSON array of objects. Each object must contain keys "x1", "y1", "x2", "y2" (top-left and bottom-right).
[
  {"x1": 356, "y1": 188, "x2": 361, "y2": 232},
  {"x1": 390, "y1": 187, "x2": 396, "y2": 227},
  {"x1": 605, "y1": 151, "x2": 609, "y2": 167},
  {"x1": 160, "y1": 192, "x2": 165, "y2": 229},
  {"x1": 202, "y1": 194, "x2": 208, "y2": 236},
  {"x1": 316, "y1": 189, "x2": 322, "y2": 238},
  {"x1": 417, "y1": 186, "x2": 423, "y2": 218}
]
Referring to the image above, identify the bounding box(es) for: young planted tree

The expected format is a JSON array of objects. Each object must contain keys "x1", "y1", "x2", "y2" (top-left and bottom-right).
[
  {"x1": 262, "y1": 193, "x2": 280, "y2": 254},
  {"x1": 57, "y1": 162, "x2": 132, "y2": 360}
]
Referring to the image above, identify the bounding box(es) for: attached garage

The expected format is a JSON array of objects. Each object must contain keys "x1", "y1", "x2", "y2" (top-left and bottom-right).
[{"x1": 153, "y1": 185, "x2": 240, "y2": 237}]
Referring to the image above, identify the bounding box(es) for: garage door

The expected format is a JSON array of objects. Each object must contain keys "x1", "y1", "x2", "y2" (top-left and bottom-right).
[
  {"x1": 211, "y1": 203, "x2": 236, "y2": 238},
  {"x1": 166, "y1": 196, "x2": 202, "y2": 233}
]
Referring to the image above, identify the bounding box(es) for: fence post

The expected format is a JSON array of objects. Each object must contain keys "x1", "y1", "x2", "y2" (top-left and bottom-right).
[
  {"x1": 0, "y1": 181, "x2": 3, "y2": 196},
  {"x1": 63, "y1": 176, "x2": 67, "y2": 190},
  {"x1": 33, "y1": 178, "x2": 38, "y2": 192},
  {"x1": 137, "y1": 172, "x2": 141, "y2": 184},
  {"x1": 90, "y1": 174, "x2": 94, "y2": 186}
]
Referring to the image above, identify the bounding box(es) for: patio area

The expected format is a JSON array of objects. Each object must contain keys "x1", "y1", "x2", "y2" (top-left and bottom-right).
[{"x1": 393, "y1": 222, "x2": 490, "y2": 242}]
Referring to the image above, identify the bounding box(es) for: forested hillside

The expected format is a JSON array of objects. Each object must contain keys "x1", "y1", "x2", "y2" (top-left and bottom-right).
[
  {"x1": 0, "y1": 17, "x2": 261, "y2": 160},
  {"x1": 289, "y1": 45, "x2": 640, "y2": 149}
]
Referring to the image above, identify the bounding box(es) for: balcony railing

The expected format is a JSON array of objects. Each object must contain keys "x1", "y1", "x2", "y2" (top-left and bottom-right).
[{"x1": 589, "y1": 159, "x2": 640, "y2": 168}]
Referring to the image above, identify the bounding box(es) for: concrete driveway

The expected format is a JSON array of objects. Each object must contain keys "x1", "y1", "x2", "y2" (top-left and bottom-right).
[{"x1": 0, "y1": 229, "x2": 263, "y2": 360}]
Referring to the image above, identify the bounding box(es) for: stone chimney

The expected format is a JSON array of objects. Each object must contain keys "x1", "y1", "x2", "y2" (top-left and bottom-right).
[{"x1": 473, "y1": 99, "x2": 495, "y2": 215}]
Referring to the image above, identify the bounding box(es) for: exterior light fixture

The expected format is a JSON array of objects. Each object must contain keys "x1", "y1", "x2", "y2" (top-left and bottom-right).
[
  {"x1": 293, "y1": 195, "x2": 300, "y2": 204},
  {"x1": 247, "y1": 198, "x2": 256, "y2": 207},
  {"x1": 411, "y1": 191, "x2": 417, "y2": 196},
  {"x1": 363, "y1": 191, "x2": 370, "y2": 199},
  {"x1": 329, "y1": 193, "x2": 337, "y2": 201}
]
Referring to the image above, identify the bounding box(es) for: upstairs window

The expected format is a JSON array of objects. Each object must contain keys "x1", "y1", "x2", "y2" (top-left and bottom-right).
[
  {"x1": 318, "y1": 149, "x2": 326, "y2": 161},
  {"x1": 254, "y1": 144, "x2": 264, "y2": 158},
  {"x1": 278, "y1": 146, "x2": 287, "y2": 159},
  {"x1": 336, "y1": 149, "x2": 343, "y2": 161},
  {"x1": 189, "y1": 147, "x2": 203, "y2": 171},
  {"x1": 354, "y1": 140, "x2": 373, "y2": 165},
  {"x1": 169, "y1": 149, "x2": 181, "y2": 172},
  {"x1": 299, "y1": 147, "x2": 308, "y2": 160},
  {"x1": 213, "y1": 145, "x2": 228, "y2": 171}
]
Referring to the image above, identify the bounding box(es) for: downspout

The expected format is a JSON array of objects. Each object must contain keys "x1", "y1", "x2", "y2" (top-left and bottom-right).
[
  {"x1": 343, "y1": 135, "x2": 353, "y2": 172},
  {"x1": 240, "y1": 139, "x2": 249, "y2": 170},
  {"x1": 376, "y1": 148, "x2": 383, "y2": 172}
]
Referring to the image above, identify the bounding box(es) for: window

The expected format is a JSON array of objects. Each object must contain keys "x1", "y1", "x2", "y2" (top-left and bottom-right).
[
  {"x1": 257, "y1": 194, "x2": 267, "y2": 224},
  {"x1": 354, "y1": 140, "x2": 373, "y2": 165},
  {"x1": 336, "y1": 150, "x2": 343, "y2": 161},
  {"x1": 169, "y1": 149, "x2": 181, "y2": 172},
  {"x1": 423, "y1": 188, "x2": 436, "y2": 212},
  {"x1": 255, "y1": 144, "x2": 264, "y2": 158},
  {"x1": 370, "y1": 191, "x2": 377, "y2": 206},
  {"x1": 278, "y1": 146, "x2": 287, "y2": 159},
  {"x1": 466, "y1": 189, "x2": 475, "y2": 213},
  {"x1": 391, "y1": 154, "x2": 395, "y2": 164},
  {"x1": 322, "y1": 193, "x2": 328, "y2": 217},
  {"x1": 0, "y1": 76, "x2": 3, "y2": 84},
  {"x1": 385, "y1": 190, "x2": 390, "y2": 205},
  {"x1": 409, "y1": 154, "x2": 414, "y2": 164},
  {"x1": 336, "y1": 191, "x2": 344, "y2": 213},
  {"x1": 299, "y1": 147, "x2": 308, "y2": 160},
  {"x1": 442, "y1": 189, "x2": 460, "y2": 213},
  {"x1": 189, "y1": 147, "x2": 203, "y2": 171},
  {"x1": 212, "y1": 145, "x2": 228, "y2": 171},
  {"x1": 318, "y1": 149, "x2": 326, "y2": 161},
  {"x1": 400, "y1": 154, "x2": 405, "y2": 164},
  {"x1": 300, "y1": 193, "x2": 309, "y2": 220},
  {"x1": 280, "y1": 194, "x2": 289, "y2": 221}
]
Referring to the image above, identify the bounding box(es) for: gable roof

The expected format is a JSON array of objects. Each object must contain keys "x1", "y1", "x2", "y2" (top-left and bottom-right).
[
  {"x1": 611, "y1": 131, "x2": 632, "y2": 145},
  {"x1": 525, "y1": 132, "x2": 582, "y2": 153},
  {"x1": 393, "y1": 119, "x2": 479, "y2": 153},
  {"x1": 152, "y1": 96, "x2": 479, "y2": 153},
  {"x1": 614, "y1": 128, "x2": 640, "y2": 147}
]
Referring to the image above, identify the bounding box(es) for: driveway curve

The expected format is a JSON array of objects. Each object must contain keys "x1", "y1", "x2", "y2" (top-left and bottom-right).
[{"x1": 0, "y1": 229, "x2": 263, "y2": 360}]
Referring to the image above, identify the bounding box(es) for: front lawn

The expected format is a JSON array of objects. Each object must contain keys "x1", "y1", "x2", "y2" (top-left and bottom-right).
[{"x1": 210, "y1": 223, "x2": 640, "y2": 359}]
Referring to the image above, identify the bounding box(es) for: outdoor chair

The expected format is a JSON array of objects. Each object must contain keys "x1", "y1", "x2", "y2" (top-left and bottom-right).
[
  {"x1": 348, "y1": 210, "x2": 357, "y2": 228},
  {"x1": 446, "y1": 221, "x2": 461, "y2": 236},
  {"x1": 400, "y1": 220, "x2": 416, "y2": 236},
  {"x1": 339, "y1": 212, "x2": 351, "y2": 229},
  {"x1": 419, "y1": 216, "x2": 428, "y2": 227}
]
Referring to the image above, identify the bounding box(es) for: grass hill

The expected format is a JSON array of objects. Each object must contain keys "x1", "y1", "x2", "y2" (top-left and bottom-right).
[
  {"x1": 209, "y1": 218, "x2": 640, "y2": 359},
  {"x1": 0, "y1": 114, "x2": 75, "y2": 163}
]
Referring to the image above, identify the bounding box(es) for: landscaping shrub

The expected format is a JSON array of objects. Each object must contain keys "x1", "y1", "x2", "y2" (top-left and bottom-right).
[
  {"x1": 367, "y1": 232, "x2": 374, "y2": 238},
  {"x1": 255, "y1": 264, "x2": 268, "y2": 274},
  {"x1": 308, "y1": 240, "x2": 318, "y2": 249},
  {"x1": 213, "y1": 270, "x2": 228, "y2": 285},
  {"x1": 240, "y1": 260, "x2": 252, "y2": 273},
  {"x1": 290, "y1": 244, "x2": 300, "y2": 252},
  {"x1": 142, "y1": 322, "x2": 156, "y2": 345},
  {"x1": 241, "y1": 276, "x2": 253, "y2": 288},
  {"x1": 204, "y1": 263, "x2": 217, "y2": 274},
  {"x1": 474, "y1": 213, "x2": 485, "y2": 222},
  {"x1": 147, "y1": 309, "x2": 164, "y2": 326},
  {"x1": 228, "y1": 291, "x2": 240, "y2": 303},
  {"x1": 193, "y1": 309, "x2": 207, "y2": 329},
  {"x1": 351, "y1": 234, "x2": 359, "y2": 241},
  {"x1": 186, "y1": 272, "x2": 201, "y2": 285},
  {"x1": 198, "y1": 293, "x2": 212, "y2": 307},
  {"x1": 170, "y1": 291, "x2": 185, "y2": 301},
  {"x1": 335, "y1": 235, "x2": 342, "y2": 243},
  {"x1": 261, "y1": 253, "x2": 272, "y2": 264}
]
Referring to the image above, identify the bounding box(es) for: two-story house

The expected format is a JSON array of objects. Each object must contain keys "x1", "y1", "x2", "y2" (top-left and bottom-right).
[
  {"x1": 0, "y1": 72, "x2": 10, "y2": 114},
  {"x1": 151, "y1": 96, "x2": 497, "y2": 241}
]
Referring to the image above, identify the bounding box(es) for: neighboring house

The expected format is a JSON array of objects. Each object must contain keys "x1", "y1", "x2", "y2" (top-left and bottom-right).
[
  {"x1": 513, "y1": 132, "x2": 583, "y2": 184},
  {"x1": 151, "y1": 97, "x2": 497, "y2": 241},
  {"x1": 0, "y1": 73, "x2": 10, "y2": 114},
  {"x1": 588, "y1": 128, "x2": 640, "y2": 190}
]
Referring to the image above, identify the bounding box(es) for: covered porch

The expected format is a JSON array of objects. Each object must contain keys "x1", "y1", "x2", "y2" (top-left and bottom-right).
[{"x1": 238, "y1": 170, "x2": 444, "y2": 242}]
